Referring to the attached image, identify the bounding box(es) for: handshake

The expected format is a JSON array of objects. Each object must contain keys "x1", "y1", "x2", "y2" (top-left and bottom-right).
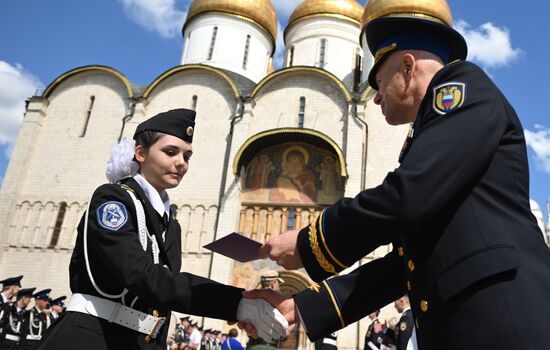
[
  {"x1": 234, "y1": 288, "x2": 296, "y2": 343},
  {"x1": 232, "y1": 229, "x2": 304, "y2": 343}
]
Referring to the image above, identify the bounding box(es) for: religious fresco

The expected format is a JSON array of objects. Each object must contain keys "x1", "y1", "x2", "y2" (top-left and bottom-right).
[{"x1": 241, "y1": 142, "x2": 344, "y2": 205}]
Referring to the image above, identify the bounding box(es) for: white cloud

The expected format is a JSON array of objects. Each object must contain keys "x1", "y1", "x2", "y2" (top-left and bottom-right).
[
  {"x1": 119, "y1": 0, "x2": 187, "y2": 38},
  {"x1": 0, "y1": 61, "x2": 43, "y2": 151},
  {"x1": 525, "y1": 125, "x2": 550, "y2": 174},
  {"x1": 454, "y1": 20, "x2": 522, "y2": 69},
  {"x1": 272, "y1": 0, "x2": 303, "y2": 25},
  {"x1": 273, "y1": 22, "x2": 286, "y2": 70}
]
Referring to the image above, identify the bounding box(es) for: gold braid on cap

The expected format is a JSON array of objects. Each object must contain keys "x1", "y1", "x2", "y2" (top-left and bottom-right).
[{"x1": 309, "y1": 215, "x2": 338, "y2": 275}]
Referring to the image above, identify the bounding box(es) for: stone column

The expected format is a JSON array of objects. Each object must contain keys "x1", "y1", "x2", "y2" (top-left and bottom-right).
[{"x1": 0, "y1": 97, "x2": 48, "y2": 266}]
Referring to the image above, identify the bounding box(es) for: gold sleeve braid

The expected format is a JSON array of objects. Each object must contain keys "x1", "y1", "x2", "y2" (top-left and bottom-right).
[{"x1": 308, "y1": 216, "x2": 338, "y2": 275}]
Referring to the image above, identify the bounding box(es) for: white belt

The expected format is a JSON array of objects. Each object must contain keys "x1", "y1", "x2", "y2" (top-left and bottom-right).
[
  {"x1": 323, "y1": 338, "x2": 337, "y2": 346},
  {"x1": 5, "y1": 334, "x2": 20, "y2": 342},
  {"x1": 26, "y1": 335, "x2": 42, "y2": 341},
  {"x1": 67, "y1": 293, "x2": 165, "y2": 339}
]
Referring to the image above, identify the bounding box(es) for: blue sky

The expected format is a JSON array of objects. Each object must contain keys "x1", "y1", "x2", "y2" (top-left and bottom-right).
[{"x1": 0, "y1": 0, "x2": 549, "y2": 217}]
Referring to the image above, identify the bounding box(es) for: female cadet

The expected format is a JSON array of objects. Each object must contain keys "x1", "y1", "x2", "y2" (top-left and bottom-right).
[{"x1": 38, "y1": 109, "x2": 287, "y2": 350}]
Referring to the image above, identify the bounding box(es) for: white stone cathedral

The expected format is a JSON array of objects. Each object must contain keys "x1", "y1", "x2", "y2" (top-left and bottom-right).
[{"x1": 1, "y1": 0, "x2": 546, "y2": 348}]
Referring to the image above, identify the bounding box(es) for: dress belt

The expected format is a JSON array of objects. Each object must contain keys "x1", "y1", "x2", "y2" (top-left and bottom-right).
[
  {"x1": 323, "y1": 338, "x2": 337, "y2": 346},
  {"x1": 5, "y1": 334, "x2": 20, "y2": 342},
  {"x1": 67, "y1": 293, "x2": 165, "y2": 339}
]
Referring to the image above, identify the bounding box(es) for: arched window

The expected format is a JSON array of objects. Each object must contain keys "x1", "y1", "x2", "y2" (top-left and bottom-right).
[
  {"x1": 49, "y1": 202, "x2": 67, "y2": 247},
  {"x1": 243, "y1": 34, "x2": 251, "y2": 70},
  {"x1": 319, "y1": 39, "x2": 327, "y2": 69},
  {"x1": 170, "y1": 204, "x2": 178, "y2": 220},
  {"x1": 79, "y1": 96, "x2": 95, "y2": 137},
  {"x1": 353, "y1": 49, "x2": 363, "y2": 92},
  {"x1": 207, "y1": 26, "x2": 218, "y2": 60},
  {"x1": 191, "y1": 95, "x2": 198, "y2": 111},
  {"x1": 287, "y1": 208, "x2": 296, "y2": 230},
  {"x1": 289, "y1": 46, "x2": 295, "y2": 67},
  {"x1": 298, "y1": 97, "x2": 306, "y2": 128}
]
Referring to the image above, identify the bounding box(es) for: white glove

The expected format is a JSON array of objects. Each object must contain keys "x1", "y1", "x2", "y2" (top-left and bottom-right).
[{"x1": 236, "y1": 298, "x2": 288, "y2": 343}]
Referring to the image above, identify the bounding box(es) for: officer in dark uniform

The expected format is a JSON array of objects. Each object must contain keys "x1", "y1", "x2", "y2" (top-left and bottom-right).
[
  {"x1": 255, "y1": 0, "x2": 550, "y2": 349},
  {"x1": 37, "y1": 109, "x2": 286, "y2": 350},
  {"x1": 393, "y1": 296, "x2": 413, "y2": 350},
  {"x1": 49, "y1": 296, "x2": 66, "y2": 322},
  {"x1": 364, "y1": 310, "x2": 383, "y2": 350},
  {"x1": 20, "y1": 289, "x2": 52, "y2": 349},
  {"x1": 0, "y1": 276, "x2": 23, "y2": 306},
  {"x1": 0, "y1": 287, "x2": 35, "y2": 349}
]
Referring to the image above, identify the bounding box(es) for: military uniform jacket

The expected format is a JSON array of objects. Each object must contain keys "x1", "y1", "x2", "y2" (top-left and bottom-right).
[
  {"x1": 38, "y1": 177, "x2": 243, "y2": 350},
  {"x1": 0, "y1": 305, "x2": 27, "y2": 346},
  {"x1": 293, "y1": 61, "x2": 550, "y2": 349},
  {"x1": 19, "y1": 307, "x2": 50, "y2": 349},
  {"x1": 394, "y1": 310, "x2": 413, "y2": 350},
  {"x1": 364, "y1": 318, "x2": 383, "y2": 349}
]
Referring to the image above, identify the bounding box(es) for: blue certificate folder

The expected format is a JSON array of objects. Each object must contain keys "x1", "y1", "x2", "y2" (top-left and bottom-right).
[{"x1": 203, "y1": 232, "x2": 262, "y2": 262}]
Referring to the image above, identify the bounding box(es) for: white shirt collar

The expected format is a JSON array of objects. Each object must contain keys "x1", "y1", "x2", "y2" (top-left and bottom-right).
[
  {"x1": 133, "y1": 174, "x2": 171, "y2": 217},
  {"x1": 1, "y1": 293, "x2": 8, "y2": 303}
]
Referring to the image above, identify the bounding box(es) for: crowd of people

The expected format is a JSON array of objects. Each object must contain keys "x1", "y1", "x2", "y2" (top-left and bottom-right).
[
  {"x1": 0, "y1": 275, "x2": 66, "y2": 349},
  {"x1": 166, "y1": 315, "x2": 247, "y2": 350}
]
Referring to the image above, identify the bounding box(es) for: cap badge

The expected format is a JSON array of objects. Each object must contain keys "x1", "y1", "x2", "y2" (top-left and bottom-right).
[
  {"x1": 186, "y1": 126, "x2": 194, "y2": 137},
  {"x1": 96, "y1": 201, "x2": 128, "y2": 231},
  {"x1": 433, "y1": 81, "x2": 466, "y2": 115}
]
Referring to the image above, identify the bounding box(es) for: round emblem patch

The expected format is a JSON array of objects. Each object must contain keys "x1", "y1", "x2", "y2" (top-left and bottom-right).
[{"x1": 96, "y1": 201, "x2": 128, "y2": 231}]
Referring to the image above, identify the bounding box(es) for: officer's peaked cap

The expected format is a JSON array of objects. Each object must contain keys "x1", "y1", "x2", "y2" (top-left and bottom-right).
[
  {"x1": 1, "y1": 275, "x2": 23, "y2": 288},
  {"x1": 134, "y1": 108, "x2": 196, "y2": 143},
  {"x1": 362, "y1": 0, "x2": 467, "y2": 89},
  {"x1": 17, "y1": 287, "x2": 36, "y2": 299},
  {"x1": 33, "y1": 288, "x2": 51, "y2": 300},
  {"x1": 51, "y1": 295, "x2": 67, "y2": 306}
]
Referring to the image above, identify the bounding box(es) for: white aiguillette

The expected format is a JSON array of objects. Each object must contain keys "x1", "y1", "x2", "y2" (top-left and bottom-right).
[{"x1": 203, "y1": 232, "x2": 262, "y2": 262}]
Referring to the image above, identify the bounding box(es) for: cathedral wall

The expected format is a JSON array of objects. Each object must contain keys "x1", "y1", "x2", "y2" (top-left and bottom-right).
[
  {"x1": 251, "y1": 74, "x2": 348, "y2": 143},
  {"x1": 183, "y1": 14, "x2": 273, "y2": 83},
  {"x1": 285, "y1": 18, "x2": 362, "y2": 89},
  {"x1": 144, "y1": 71, "x2": 237, "y2": 207},
  {"x1": 22, "y1": 72, "x2": 129, "y2": 200}
]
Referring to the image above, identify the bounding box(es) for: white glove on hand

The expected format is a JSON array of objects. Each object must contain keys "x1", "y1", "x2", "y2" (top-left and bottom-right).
[{"x1": 236, "y1": 298, "x2": 288, "y2": 343}]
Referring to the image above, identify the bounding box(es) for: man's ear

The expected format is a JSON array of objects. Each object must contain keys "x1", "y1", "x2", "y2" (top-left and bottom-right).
[{"x1": 401, "y1": 53, "x2": 416, "y2": 77}]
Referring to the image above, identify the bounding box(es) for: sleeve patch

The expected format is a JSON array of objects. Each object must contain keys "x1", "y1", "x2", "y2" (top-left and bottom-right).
[
  {"x1": 432, "y1": 81, "x2": 466, "y2": 115},
  {"x1": 96, "y1": 201, "x2": 128, "y2": 231}
]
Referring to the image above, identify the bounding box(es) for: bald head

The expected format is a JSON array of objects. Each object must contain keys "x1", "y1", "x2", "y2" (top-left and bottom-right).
[{"x1": 373, "y1": 49, "x2": 445, "y2": 125}]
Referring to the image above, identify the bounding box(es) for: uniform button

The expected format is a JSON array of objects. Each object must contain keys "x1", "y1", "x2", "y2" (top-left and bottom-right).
[
  {"x1": 420, "y1": 300, "x2": 428, "y2": 312},
  {"x1": 152, "y1": 310, "x2": 159, "y2": 317},
  {"x1": 398, "y1": 247, "x2": 404, "y2": 256},
  {"x1": 163, "y1": 264, "x2": 170, "y2": 270},
  {"x1": 407, "y1": 281, "x2": 411, "y2": 291},
  {"x1": 144, "y1": 335, "x2": 152, "y2": 343},
  {"x1": 408, "y1": 260, "x2": 415, "y2": 272}
]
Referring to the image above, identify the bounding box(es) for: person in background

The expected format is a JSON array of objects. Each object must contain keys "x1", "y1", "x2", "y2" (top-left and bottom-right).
[
  {"x1": 393, "y1": 296, "x2": 414, "y2": 350},
  {"x1": 222, "y1": 329, "x2": 244, "y2": 350},
  {"x1": 364, "y1": 310, "x2": 383, "y2": 350},
  {"x1": 0, "y1": 287, "x2": 35, "y2": 349},
  {"x1": 20, "y1": 288, "x2": 51, "y2": 349},
  {"x1": 0, "y1": 276, "x2": 23, "y2": 305}
]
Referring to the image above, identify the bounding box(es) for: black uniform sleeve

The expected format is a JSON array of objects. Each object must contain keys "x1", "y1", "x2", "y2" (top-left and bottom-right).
[
  {"x1": 86, "y1": 184, "x2": 243, "y2": 321},
  {"x1": 293, "y1": 250, "x2": 406, "y2": 340},
  {"x1": 297, "y1": 62, "x2": 508, "y2": 277}
]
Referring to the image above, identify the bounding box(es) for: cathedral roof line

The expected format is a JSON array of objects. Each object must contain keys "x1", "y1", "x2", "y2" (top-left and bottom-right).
[
  {"x1": 142, "y1": 64, "x2": 241, "y2": 100},
  {"x1": 42, "y1": 65, "x2": 134, "y2": 99},
  {"x1": 250, "y1": 66, "x2": 352, "y2": 102}
]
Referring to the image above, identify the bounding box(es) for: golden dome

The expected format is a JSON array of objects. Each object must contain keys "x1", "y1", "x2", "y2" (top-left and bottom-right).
[
  {"x1": 287, "y1": 0, "x2": 364, "y2": 30},
  {"x1": 184, "y1": 0, "x2": 277, "y2": 43},
  {"x1": 362, "y1": 0, "x2": 453, "y2": 30}
]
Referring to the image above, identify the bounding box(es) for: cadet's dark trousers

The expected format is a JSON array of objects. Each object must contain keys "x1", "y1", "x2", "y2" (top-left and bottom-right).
[{"x1": 37, "y1": 312, "x2": 168, "y2": 350}]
